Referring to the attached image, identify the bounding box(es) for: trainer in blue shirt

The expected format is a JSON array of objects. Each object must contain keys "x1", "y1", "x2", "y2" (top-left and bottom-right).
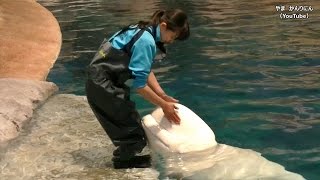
[
  {"x1": 85, "y1": 9, "x2": 190, "y2": 169},
  {"x1": 110, "y1": 24, "x2": 161, "y2": 89}
]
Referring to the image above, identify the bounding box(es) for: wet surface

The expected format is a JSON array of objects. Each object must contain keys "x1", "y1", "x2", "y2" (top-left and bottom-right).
[{"x1": 0, "y1": 94, "x2": 158, "y2": 180}]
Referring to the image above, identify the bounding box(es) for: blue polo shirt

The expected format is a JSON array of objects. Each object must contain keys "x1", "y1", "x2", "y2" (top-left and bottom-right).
[{"x1": 108, "y1": 25, "x2": 161, "y2": 89}]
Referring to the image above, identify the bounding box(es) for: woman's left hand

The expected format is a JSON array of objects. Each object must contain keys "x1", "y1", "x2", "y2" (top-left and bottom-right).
[{"x1": 161, "y1": 94, "x2": 179, "y2": 103}]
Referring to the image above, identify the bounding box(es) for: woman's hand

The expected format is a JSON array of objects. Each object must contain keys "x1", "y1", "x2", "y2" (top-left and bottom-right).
[
  {"x1": 161, "y1": 102, "x2": 180, "y2": 124},
  {"x1": 136, "y1": 86, "x2": 180, "y2": 124}
]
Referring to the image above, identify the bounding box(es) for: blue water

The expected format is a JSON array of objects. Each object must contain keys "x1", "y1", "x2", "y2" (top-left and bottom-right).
[{"x1": 39, "y1": 0, "x2": 320, "y2": 179}]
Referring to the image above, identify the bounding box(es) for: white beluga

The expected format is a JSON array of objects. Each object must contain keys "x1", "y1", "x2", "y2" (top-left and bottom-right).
[{"x1": 142, "y1": 104, "x2": 305, "y2": 180}]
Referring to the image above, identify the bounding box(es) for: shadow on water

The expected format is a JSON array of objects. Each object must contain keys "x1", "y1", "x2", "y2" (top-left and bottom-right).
[{"x1": 33, "y1": 0, "x2": 320, "y2": 179}]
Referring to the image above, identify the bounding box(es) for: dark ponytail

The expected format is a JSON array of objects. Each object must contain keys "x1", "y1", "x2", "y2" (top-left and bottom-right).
[
  {"x1": 150, "y1": 10, "x2": 165, "y2": 25},
  {"x1": 135, "y1": 10, "x2": 164, "y2": 29},
  {"x1": 136, "y1": 9, "x2": 189, "y2": 41},
  {"x1": 160, "y1": 9, "x2": 190, "y2": 41},
  {"x1": 119, "y1": 9, "x2": 189, "y2": 41},
  {"x1": 135, "y1": 10, "x2": 166, "y2": 53},
  {"x1": 114, "y1": 9, "x2": 189, "y2": 53}
]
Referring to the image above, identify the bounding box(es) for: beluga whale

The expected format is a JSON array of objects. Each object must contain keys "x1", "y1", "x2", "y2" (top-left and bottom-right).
[{"x1": 142, "y1": 104, "x2": 305, "y2": 180}]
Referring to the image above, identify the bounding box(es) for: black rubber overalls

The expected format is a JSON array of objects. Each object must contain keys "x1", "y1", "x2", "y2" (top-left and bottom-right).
[{"x1": 85, "y1": 26, "x2": 159, "y2": 160}]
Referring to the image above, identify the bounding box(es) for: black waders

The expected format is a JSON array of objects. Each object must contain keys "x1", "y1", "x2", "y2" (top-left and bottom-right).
[{"x1": 85, "y1": 27, "x2": 157, "y2": 168}]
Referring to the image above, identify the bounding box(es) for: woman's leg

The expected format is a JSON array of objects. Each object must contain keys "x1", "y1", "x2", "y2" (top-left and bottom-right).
[{"x1": 85, "y1": 79, "x2": 147, "y2": 159}]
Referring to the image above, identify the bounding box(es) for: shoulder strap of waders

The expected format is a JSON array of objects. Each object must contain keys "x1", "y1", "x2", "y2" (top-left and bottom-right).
[
  {"x1": 109, "y1": 25, "x2": 166, "y2": 57},
  {"x1": 124, "y1": 26, "x2": 167, "y2": 56},
  {"x1": 123, "y1": 28, "x2": 148, "y2": 57}
]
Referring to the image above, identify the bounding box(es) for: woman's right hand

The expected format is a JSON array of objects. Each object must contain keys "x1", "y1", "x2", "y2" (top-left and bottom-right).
[{"x1": 161, "y1": 102, "x2": 180, "y2": 124}]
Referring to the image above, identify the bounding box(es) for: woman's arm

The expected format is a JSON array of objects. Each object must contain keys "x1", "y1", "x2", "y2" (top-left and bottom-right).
[
  {"x1": 147, "y1": 71, "x2": 179, "y2": 103},
  {"x1": 147, "y1": 71, "x2": 166, "y2": 98}
]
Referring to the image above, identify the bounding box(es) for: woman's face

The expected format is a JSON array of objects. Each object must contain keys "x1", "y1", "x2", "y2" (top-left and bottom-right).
[{"x1": 160, "y1": 22, "x2": 179, "y2": 44}]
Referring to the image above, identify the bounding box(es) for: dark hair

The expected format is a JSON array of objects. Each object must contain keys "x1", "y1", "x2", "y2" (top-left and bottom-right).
[
  {"x1": 114, "y1": 9, "x2": 189, "y2": 54},
  {"x1": 138, "y1": 9, "x2": 190, "y2": 41}
]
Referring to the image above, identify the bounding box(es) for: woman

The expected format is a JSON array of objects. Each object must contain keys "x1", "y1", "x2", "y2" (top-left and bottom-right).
[{"x1": 86, "y1": 9, "x2": 190, "y2": 169}]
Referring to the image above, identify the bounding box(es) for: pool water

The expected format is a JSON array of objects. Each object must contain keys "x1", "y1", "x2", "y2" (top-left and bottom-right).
[{"x1": 39, "y1": 0, "x2": 320, "y2": 179}]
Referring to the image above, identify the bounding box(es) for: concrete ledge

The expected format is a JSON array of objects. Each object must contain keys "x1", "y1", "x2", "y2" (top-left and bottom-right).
[
  {"x1": 0, "y1": 0, "x2": 62, "y2": 80},
  {"x1": 0, "y1": 78, "x2": 58, "y2": 145},
  {"x1": 0, "y1": 94, "x2": 158, "y2": 179}
]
